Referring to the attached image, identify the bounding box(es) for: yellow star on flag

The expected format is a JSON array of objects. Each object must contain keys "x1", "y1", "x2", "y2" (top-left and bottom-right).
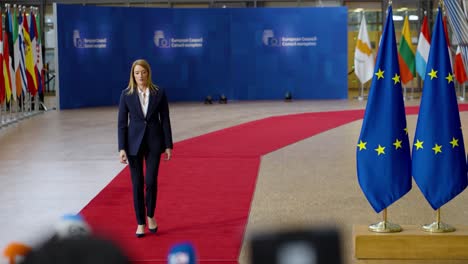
[
  {"x1": 446, "y1": 73, "x2": 454, "y2": 83},
  {"x1": 450, "y1": 137, "x2": 459, "y2": 148},
  {"x1": 357, "y1": 140, "x2": 367, "y2": 151},
  {"x1": 404, "y1": 128, "x2": 408, "y2": 135},
  {"x1": 375, "y1": 69, "x2": 384, "y2": 80},
  {"x1": 428, "y1": 69, "x2": 438, "y2": 80},
  {"x1": 432, "y1": 144, "x2": 442, "y2": 154},
  {"x1": 393, "y1": 139, "x2": 402, "y2": 149},
  {"x1": 414, "y1": 139, "x2": 424, "y2": 150},
  {"x1": 375, "y1": 145, "x2": 385, "y2": 155},
  {"x1": 392, "y1": 74, "x2": 400, "y2": 84}
]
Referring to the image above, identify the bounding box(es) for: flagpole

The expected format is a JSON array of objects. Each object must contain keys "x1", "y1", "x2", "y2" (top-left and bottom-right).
[
  {"x1": 2, "y1": 102, "x2": 7, "y2": 126},
  {"x1": 14, "y1": 99, "x2": 18, "y2": 122},
  {"x1": 28, "y1": 92, "x2": 33, "y2": 116},
  {"x1": 20, "y1": 93, "x2": 25, "y2": 119},
  {"x1": 410, "y1": 82, "x2": 416, "y2": 99},
  {"x1": 9, "y1": 99, "x2": 14, "y2": 123},
  {"x1": 415, "y1": 4, "x2": 462, "y2": 233},
  {"x1": 403, "y1": 84, "x2": 407, "y2": 101},
  {"x1": 3, "y1": 102, "x2": 10, "y2": 125},
  {"x1": 422, "y1": 208, "x2": 455, "y2": 232},
  {"x1": 368, "y1": 208, "x2": 402, "y2": 233},
  {"x1": 362, "y1": 0, "x2": 404, "y2": 234},
  {"x1": 463, "y1": 83, "x2": 466, "y2": 101},
  {"x1": 3, "y1": 102, "x2": 8, "y2": 126},
  {"x1": 5, "y1": 101, "x2": 10, "y2": 124},
  {"x1": 459, "y1": 82, "x2": 466, "y2": 101},
  {"x1": 1, "y1": 103, "x2": 4, "y2": 127},
  {"x1": 358, "y1": 82, "x2": 365, "y2": 101}
]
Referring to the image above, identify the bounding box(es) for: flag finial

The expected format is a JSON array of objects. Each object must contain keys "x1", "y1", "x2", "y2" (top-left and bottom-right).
[{"x1": 388, "y1": 0, "x2": 392, "y2": 6}]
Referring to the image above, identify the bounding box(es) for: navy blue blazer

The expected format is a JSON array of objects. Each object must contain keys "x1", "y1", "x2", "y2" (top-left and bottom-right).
[{"x1": 118, "y1": 87, "x2": 173, "y2": 156}]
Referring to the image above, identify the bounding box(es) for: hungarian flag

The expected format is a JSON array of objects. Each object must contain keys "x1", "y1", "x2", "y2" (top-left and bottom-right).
[
  {"x1": 398, "y1": 15, "x2": 416, "y2": 85},
  {"x1": 454, "y1": 46, "x2": 468, "y2": 84}
]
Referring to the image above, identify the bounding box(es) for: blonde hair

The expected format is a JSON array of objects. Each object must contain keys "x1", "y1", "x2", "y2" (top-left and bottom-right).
[{"x1": 126, "y1": 59, "x2": 159, "y2": 94}]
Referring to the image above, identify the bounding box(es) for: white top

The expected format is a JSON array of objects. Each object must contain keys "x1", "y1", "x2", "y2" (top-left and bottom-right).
[{"x1": 137, "y1": 88, "x2": 150, "y2": 117}]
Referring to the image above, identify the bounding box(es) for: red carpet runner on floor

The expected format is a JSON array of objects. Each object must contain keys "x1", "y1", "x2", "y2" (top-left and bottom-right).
[{"x1": 80, "y1": 106, "x2": 468, "y2": 263}]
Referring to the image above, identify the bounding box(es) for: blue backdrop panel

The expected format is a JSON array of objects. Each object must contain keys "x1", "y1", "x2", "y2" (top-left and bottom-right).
[
  {"x1": 148, "y1": 9, "x2": 232, "y2": 102},
  {"x1": 56, "y1": 4, "x2": 347, "y2": 109},
  {"x1": 230, "y1": 8, "x2": 348, "y2": 100}
]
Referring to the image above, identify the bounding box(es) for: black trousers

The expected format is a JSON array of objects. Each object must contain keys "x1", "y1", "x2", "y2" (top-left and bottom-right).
[{"x1": 127, "y1": 133, "x2": 162, "y2": 225}]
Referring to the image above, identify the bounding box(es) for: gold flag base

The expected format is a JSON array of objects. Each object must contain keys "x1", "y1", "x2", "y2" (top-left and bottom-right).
[
  {"x1": 368, "y1": 221, "x2": 402, "y2": 233},
  {"x1": 422, "y1": 221, "x2": 456, "y2": 233},
  {"x1": 354, "y1": 225, "x2": 468, "y2": 262}
]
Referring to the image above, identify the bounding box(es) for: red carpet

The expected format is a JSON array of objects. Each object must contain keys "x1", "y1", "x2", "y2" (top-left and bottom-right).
[{"x1": 80, "y1": 105, "x2": 468, "y2": 263}]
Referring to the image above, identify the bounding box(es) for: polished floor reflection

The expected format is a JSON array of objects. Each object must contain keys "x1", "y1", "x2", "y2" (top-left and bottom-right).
[{"x1": 2, "y1": 96, "x2": 468, "y2": 264}]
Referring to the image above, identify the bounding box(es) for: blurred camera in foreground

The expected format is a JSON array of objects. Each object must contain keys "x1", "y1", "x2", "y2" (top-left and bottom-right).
[
  {"x1": 53, "y1": 214, "x2": 91, "y2": 240},
  {"x1": 250, "y1": 228, "x2": 341, "y2": 264},
  {"x1": 167, "y1": 242, "x2": 197, "y2": 264}
]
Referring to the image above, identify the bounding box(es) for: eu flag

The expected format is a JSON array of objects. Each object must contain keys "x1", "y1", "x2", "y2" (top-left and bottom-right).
[
  {"x1": 412, "y1": 8, "x2": 467, "y2": 210},
  {"x1": 356, "y1": 6, "x2": 412, "y2": 213}
]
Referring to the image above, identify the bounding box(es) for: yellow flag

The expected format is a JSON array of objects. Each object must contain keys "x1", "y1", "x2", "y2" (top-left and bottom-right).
[{"x1": 23, "y1": 13, "x2": 37, "y2": 95}]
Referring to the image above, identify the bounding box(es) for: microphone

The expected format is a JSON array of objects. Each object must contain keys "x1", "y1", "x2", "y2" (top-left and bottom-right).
[
  {"x1": 53, "y1": 214, "x2": 91, "y2": 240},
  {"x1": 167, "y1": 242, "x2": 197, "y2": 264}
]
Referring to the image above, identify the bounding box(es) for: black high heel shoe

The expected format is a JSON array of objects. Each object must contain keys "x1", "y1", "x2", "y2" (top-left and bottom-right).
[
  {"x1": 147, "y1": 217, "x2": 158, "y2": 233},
  {"x1": 136, "y1": 225, "x2": 145, "y2": 238}
]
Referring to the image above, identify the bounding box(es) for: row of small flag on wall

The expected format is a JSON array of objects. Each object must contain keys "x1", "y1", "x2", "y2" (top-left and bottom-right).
[
  {"x1": 356, "y1": 4, "x2": 468, "y2": 213},
  {"x1": 354, "y1": 4, "x2": 468, "y2": 86},
  {"x1": 0, "y1": 4, "x2": 44, "y2": 105}
]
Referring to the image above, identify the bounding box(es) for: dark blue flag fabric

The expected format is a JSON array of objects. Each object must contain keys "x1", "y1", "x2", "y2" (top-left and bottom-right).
[
  {"x1": 356, "y1": 6, "x2": 412, "y2": 213},
  {"x1": 412, "y1": 8, "x2": 467, "y2": 210}
]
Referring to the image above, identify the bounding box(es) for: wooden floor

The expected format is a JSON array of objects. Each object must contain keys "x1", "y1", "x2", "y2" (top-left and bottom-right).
[{"x1": 2, "y1": 95, "x2": 468, "y2": 264}]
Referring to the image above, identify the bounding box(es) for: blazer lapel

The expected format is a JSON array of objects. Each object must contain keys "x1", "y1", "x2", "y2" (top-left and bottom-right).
[
  {"x1": 146, "y1": 89, "x2": 161, "y2": 119},
  {"x1": 132, "y1": 91, "x2": 145, "y2": 119}
]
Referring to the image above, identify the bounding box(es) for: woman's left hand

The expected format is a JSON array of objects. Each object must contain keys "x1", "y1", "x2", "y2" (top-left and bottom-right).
[{"x1": 164, "y1": 148, "x2": 172, "y2": 161}]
